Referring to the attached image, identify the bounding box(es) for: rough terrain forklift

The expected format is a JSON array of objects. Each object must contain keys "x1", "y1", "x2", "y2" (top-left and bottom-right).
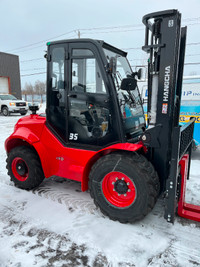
[{"x1": 5, "y1": 10, "x2": 200, "y2": 223}]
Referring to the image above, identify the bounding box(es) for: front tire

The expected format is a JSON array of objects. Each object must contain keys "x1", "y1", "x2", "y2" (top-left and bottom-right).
[
  {"x1": 2, "y1": 107, "x2": 9, "y2": 116},
  {"x1": 89, "y1": 152, "x2": 159, "y2": 223},
  {"x1": 6, "y1": 146, "x2": 44, "y2": 190}
]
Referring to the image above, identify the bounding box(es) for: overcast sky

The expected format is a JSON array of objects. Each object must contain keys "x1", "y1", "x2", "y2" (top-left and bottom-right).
[{"x1": 1, "y1": 0, "x2": 200, "y2": 88}]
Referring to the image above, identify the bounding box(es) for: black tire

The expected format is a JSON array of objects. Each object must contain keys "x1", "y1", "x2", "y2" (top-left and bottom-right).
[
  {"x1": 89, "y1": 152, "x2": 160, "y2": 223},
  {"x1": 6, "y1": 146, "x2": 44, "y2": 190},
  {"x1": 2, "y1": 106, "x2": 9, "y2": 116},
  {"x1": 20, "y1": 111, "x2": 27, "y2": 116}
]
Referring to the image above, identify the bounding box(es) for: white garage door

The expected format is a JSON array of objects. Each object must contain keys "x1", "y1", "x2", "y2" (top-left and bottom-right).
[{"x1": 0, "y1": 77, "x2": 9, "y2": 93}]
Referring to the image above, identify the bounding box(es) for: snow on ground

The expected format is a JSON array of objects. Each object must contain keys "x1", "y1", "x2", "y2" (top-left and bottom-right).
[{"x1": 0, "y1": 108, "x2": 200, "y2": 267}]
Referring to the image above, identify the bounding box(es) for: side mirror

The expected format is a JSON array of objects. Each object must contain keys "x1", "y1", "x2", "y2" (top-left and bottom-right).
[
  {"x1": 121, "y1": 78, "x2": 137, "y2": 91},
  {"x1": 137, "y1": 68, "x2": 142, "y2": 79},
  {"x1": 131, "y1": 68, "x2": 144, "y2": 80}
]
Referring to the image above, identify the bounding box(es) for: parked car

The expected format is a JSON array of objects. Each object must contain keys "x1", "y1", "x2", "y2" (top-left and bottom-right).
[{"x1": 0, "y1": 94, "x2": 28, "y2": 116}]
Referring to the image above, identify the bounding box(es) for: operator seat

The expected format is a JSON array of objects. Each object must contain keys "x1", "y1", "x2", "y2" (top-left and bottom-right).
[{"x1": 68, "y1": 116, "x2": 90, "y2": 143}]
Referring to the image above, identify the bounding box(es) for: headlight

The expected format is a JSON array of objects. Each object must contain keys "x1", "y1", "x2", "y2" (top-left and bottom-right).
[{"x1": 9, "y1": 102, "x2": 15, "y2": 106}]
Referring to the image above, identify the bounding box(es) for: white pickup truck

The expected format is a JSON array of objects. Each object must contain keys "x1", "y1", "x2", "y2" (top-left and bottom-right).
[{"x1": 0, "y1": 94, "x2": 28, "y2": 116}]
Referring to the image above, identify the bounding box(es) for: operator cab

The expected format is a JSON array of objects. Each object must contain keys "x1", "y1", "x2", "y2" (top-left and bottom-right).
[{"x1": 46, "y1": 39, "x2": 145, "y2": 149}]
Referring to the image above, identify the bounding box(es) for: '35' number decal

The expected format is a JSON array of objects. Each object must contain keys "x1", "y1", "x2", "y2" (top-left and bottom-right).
[{"x1": 69, "y1": 133, "x2": 78, "y2": 140}]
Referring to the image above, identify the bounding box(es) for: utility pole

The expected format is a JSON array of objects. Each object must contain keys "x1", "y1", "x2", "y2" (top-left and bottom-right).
[{"x1": 75, "y1": 30, "x2": 81, "y2": 39}]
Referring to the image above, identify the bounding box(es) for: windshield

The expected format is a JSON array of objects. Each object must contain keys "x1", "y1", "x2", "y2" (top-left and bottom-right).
[
  {"x1": 103, "y1": 48, "x2": 145, "y2": 138},
  {"x1": 0, "y1": 94, "x2": 17, "y2": 100},
  {"x1": 103, "y1": 48, "x2": 132, "y2": 84}
]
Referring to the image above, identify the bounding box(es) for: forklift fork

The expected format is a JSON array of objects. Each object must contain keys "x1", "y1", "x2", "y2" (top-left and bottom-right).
[
  {"x1": 178, "y1": 154, "x2": 200, "y2": 222},
  {"x1": 164, "y1": 118, "x2": 200, "y2": 223}
]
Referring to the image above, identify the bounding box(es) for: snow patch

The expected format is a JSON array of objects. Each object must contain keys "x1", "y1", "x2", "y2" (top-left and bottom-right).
[{"x1": 0, "y1": 113, "x2": 200, "y2": 266}]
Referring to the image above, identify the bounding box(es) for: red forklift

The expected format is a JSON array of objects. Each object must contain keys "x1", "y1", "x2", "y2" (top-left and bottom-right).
[{"x1": 5, "y1": 10, "x2": 200, "y2": 223}]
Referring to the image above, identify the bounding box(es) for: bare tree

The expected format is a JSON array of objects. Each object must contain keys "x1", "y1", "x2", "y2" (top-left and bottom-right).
[
  {"x1": 23, "y1": 82, "x2": 34, "y2": 102},
  {"x1": 21, "y1": 88, "x2": 27, "y2": 101},
  {"x1": 34, "y1": 80, "x2": 46, "y2": 103}
]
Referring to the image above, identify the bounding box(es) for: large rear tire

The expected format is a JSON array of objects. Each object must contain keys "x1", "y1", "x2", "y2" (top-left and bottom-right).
[
  {"x1": 6, "y1": 146, "x2": 44, "y2": 190},
  {"x1": 89, "y1": 152, "x2": 160, "y2": 223}
]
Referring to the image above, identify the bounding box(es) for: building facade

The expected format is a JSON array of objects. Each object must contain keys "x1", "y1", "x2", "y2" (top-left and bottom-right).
[{"x1": 0, "y1": 52, "x2": 21, "y2": 99}]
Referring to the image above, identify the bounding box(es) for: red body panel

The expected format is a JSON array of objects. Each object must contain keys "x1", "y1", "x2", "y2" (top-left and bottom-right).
[
  {"x1": 5, "y1": 114, "x2": 46, "y2": 150},
  {"x1": 5, "y1": 114, "x2": 144, "y2": 191},
  {"x1": 178, "y1": 154, "x2": 200, "y2": 222}
]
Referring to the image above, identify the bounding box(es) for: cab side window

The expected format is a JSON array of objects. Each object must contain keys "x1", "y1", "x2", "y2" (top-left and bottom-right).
[
  {"x1": 71, "y1": 49, "x2": 106, "y2": 94},
  {"x1": 68, "y1": 48, "x2": 113, "y2": 146},
  {"x1": 48, "y1": 46, "x2": 66, "y2": 140}
]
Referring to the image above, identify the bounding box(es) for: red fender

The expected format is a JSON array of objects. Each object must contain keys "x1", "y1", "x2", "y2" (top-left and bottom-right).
[
  {"x1": 5, "y1": 127, "x2": 40, "y2": 153},
  {"x1": 5, "y1": 126, "x2": 51, "y2": 178},
  {"x1": 5, "y1": 114, "x2": 46, "y2": 153},
  {"x1": 81, "y1": 142, "x2": 144, "y2": 191}
]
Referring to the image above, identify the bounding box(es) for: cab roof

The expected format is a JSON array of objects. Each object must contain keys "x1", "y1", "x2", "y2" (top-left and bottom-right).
[{"x1": 47, "y1": 38, "x2": 127, "y2": 57}]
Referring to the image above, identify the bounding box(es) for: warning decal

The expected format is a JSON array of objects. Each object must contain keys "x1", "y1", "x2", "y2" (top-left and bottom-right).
[{"x1": 162, "y1": 103, "x2": 168, "y2": 114}]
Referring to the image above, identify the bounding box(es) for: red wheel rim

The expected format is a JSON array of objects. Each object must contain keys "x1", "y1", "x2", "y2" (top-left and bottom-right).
[
  {"x1": 102, "y1": 171, "x2": 136, "y2": 208},
  {"x1": 11, "y1": 157, "x2": 29, "y2": 181}
]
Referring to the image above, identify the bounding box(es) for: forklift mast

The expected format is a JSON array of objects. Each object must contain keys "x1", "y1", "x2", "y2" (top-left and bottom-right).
[
  {"x1": 141, "y1": 10, "x2": 195, "y2": 222},
  {"x1": 142, "y1": 10, "x2": 185, "y2": 188}
]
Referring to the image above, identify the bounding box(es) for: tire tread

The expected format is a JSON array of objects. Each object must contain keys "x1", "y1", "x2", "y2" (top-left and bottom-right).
[
  {"x1": 89, "y1": 151, "x2": 160, "y2": 223},
  {"x1": 6, "y1": 146, "x2": 44, "y2": 190}
]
